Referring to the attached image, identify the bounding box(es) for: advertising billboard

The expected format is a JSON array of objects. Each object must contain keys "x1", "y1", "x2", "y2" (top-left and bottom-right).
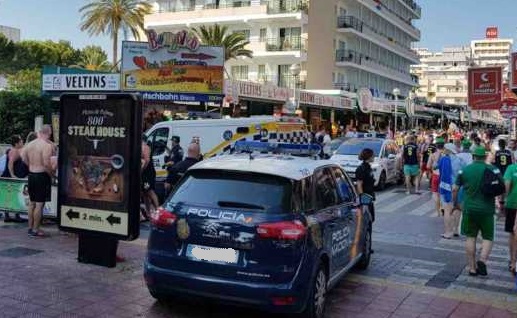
[
  {"x1": 42, "y1": 74, "x2": 120, "y2": 91},
  {"x1": 468, "y1": 66, "x2": 502, "y2": 110},
  {"x1": 121, "y1": 30, "x2": 224, "y2": 97},
  {"x1": 485, "y1": 26, "x2": 498, "y2": 39},
  {"x1": 511, "y1": 52, "x2": 517, "y2": 90},
  {"x1": 58, "y1": 94, "x2": 141, "y2": 240}
]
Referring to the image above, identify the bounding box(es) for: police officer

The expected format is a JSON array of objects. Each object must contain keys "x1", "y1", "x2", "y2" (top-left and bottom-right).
[{"x1": 164, "y1": 136, "x2": 184, "y2": 168}]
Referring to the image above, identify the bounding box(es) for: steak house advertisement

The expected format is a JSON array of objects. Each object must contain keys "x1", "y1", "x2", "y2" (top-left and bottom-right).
[{"x1": 59, "y1": 94, "x2": 140, "y2": 238}]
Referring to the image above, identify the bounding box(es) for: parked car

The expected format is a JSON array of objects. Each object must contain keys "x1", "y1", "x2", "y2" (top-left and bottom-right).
[
  {"x1": 144, "y1": 142, "x2": 373, "y2": 318},
  {"x1": 330, "y1": 137, "x2": 402, "y2": 190}
]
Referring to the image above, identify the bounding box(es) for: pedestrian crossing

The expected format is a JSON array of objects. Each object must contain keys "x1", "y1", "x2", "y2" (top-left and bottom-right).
[{"x1": 372, "y1": 186, "x2": 517, "y2": 298}]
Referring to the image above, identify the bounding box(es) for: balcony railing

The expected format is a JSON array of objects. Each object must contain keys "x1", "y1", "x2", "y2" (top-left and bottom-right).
[
  {"x1": 155, "y1": 1, "x2": 252, "y2": 13},
  {"x1": 337, "y1": 15, "x2": 417, "y2": 60},
  {"x1": 398, "y1": 0, "x2": 421, "y2": 16},
  {"x1": 266, "y1": 37, "x2": 306, "y2": 51},
  {"x1": 278, "y1": 74, "x2": 306, "y2": 89},
  {"x1": 262, "y1": 0, "x2": 308, "y2": 14},
  {"x1": 371, "y1": 0, "x2": 420, "y2": 38},
  {"x1": 333, "y1": 82, "x2": 357, "y2": 92}
]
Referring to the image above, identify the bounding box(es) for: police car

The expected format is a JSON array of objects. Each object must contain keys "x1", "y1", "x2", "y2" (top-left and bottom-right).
[
  {"x1": 144, "y1": 142, "x2": 373, "y2": 318},
  {"x1": 330, "y1": 136, "x2": 402, "y2": 190}
]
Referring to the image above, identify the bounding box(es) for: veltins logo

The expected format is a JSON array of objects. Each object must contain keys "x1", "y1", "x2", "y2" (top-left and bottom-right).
[{"x1": 472, "y1": 70, "x2": 498, "y2": 95}]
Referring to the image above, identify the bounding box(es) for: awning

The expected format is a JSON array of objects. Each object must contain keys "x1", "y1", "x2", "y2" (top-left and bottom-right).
[{"x1": 413, "y1": 112, "x2": 433, "y2": 120}]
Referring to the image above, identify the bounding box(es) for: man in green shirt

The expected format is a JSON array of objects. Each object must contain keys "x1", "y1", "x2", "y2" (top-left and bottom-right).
[
  {"x1": 504, "y1": 162, "x2": 517, "y2": 275},
  {"x1": 453, "y1": 146, "x2": 498, "y2": 276}
]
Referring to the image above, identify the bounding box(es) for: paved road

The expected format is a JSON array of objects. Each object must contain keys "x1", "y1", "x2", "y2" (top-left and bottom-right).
[{"x1": 1, "y1": 181, "x2": 517, "y2": 317}]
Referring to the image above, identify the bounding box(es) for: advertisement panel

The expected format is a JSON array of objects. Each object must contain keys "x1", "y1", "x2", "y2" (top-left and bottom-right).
[
  {"x1": 511, "y1": 52, "x2": 517, "y2": 90},
  {"x1": 0, "y1": 178, "x2": 56, "y2": 217},
  {"x1": 42, "y1": 74, "x2": 120, "y2": 91},
  {"x1": 58, "y1": 94, "x2": 141, "y2": 240},
  {"x1": 468, "y1": 67, "x2": 502, "y2": 110},
  {"x1": 121, "y1": 30, "x2": 224, "y2": 96},
  {"x1": 485, "y1": 26, "x2": 498, "y2": 39}
]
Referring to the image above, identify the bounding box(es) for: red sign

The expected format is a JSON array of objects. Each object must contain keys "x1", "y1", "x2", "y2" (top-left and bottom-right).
[
  {"x1": 511, "y1": 52, "x2": 517, "y2": 90},
  {"x1": 468, "y1": 67, "x2": 502, "y2": 110},
  {"x1": 485, "y1": 27, "x2": 498, "y2": 39}
]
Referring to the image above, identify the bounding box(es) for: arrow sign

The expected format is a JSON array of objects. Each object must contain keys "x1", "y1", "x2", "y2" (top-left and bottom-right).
[
  {"x1": 66, "y1": 209, "x2": 80, "y2": 221},
  {"x1": 181, "y1": 53, "x2": 216, "y2": 60},
  {"x1": 106, "y1": 214, "x2": 121, "y2": 226}
]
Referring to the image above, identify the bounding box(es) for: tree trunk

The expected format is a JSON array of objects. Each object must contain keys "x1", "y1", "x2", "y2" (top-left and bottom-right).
[{"x1": 112, "y1": 32, "x2": 118, "y2": 69}]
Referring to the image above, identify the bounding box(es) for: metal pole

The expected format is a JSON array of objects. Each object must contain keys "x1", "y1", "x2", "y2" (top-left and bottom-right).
[
  {"x1": 394, "y1": 96, "x2": 397, "y2": 136},
  {"x1": 441, "y1": 104, "x2": 444, "y2": 130}
]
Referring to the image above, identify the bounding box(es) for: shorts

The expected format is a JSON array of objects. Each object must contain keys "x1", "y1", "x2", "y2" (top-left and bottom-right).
[
  {"x1": 420, "y1": 163, "x2": 428, "y2": 173},
  {"x1": 440, "y1": 195, "x2": 453, "y2": 207},
  {"x1": 505, "y1": 208, "x2": 517, "y2": 233},
  {"x1": 431, "y1": 174, "x2": 439, "y2": 193},
  {"x1": 141, "y1": 165, "x2": 156, "y2": 192},
  {"x1": 403, "y1": 165, "x2": 420, "y2": 177},
  {"x1": 461, "y1": 213, "x2": 495, "y2": 241},
  {"x1": 28, "y1": 172, "x2": 51, "y2": 203}
]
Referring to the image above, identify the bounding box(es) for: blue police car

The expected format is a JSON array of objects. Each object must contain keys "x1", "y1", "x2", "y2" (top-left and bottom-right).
[{"x1": 144, "y1": 142, "x2": 373, "y2": 318}]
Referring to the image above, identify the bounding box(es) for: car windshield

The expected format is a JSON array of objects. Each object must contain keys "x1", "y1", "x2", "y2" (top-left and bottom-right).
[
  {"x1": 335, "y1": 140, "x2": 382, "y2": 156},
  {"x1": 166, "y1": 170, "x2": 292, "y2": 214}
]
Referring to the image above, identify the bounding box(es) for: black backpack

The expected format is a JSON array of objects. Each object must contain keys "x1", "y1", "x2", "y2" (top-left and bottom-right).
[{"x1": 481, "y1": 167, "x2": 505, "y2": 197}]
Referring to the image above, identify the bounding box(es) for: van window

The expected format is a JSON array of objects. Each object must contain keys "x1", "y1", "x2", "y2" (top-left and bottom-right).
[{"x1": 148, "y1": 128, "x2": 169, "y2": 156}]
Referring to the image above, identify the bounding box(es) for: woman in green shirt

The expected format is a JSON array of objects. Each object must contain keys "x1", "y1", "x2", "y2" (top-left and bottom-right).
[{"x1": 504, "y1": 163, "x2": 517, "y2": 275}]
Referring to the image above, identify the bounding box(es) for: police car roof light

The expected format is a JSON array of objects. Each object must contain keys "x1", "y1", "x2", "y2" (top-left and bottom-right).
[
  {"x1": 234, "y1": 141, "x2": 321, "y2": 156},
  {"x1": 356, "y1": 132, "x2": 387, "y2": 139}
]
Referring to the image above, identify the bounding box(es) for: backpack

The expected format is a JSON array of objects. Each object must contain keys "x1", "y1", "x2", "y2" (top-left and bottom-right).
[{"x1": 481, "y1": 167, "x2": 505, "y2": 197}]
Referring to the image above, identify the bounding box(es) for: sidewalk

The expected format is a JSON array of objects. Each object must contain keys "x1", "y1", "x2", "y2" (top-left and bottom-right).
[{"x1": 0, "y1": 222, "x2": 516, "y2": 318}]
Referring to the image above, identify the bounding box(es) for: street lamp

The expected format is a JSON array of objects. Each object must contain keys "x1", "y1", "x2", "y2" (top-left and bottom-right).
[
  {"x1": 289, "y1": 64, "x2": 301, "y2": 112},
  {"x1": 392, "y1": 88, "x2": 400, "y2": 135}
]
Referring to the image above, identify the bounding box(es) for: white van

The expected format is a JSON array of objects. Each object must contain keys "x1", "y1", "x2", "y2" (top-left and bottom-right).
[{"x1": 145, "y1": 116, "x2": 308, "y2": 180}]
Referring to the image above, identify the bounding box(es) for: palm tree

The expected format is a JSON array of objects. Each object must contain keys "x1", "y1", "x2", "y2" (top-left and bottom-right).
[
  {"x1": 192, "y1": 24, "x2": 253, "y2": 62},
  {"x1": 79, "y1": 0, "x2": 153, "y2": 67},
  {"x1": 75, "y1": 45, "x2": 112, "y2": 71}
]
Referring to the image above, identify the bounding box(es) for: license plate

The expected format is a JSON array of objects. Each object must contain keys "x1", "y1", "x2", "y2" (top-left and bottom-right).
[{"x1": 186, "y1": 244, "x2": 239, "y2": 264}]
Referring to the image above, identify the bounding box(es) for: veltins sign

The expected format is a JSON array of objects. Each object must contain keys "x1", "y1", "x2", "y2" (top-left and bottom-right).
[
  {"x1": 511, "y1": 52, "x2": 517, "y2": 90},
  {"x1": 468, "y1": 67, "x2": 502, "y2": 110},
  {"x1": 58, "y1": 94, "x2": 141, "y2": 240},
  {"x1": 42, "y1": 74, "x2": 120, "y2": 91}
]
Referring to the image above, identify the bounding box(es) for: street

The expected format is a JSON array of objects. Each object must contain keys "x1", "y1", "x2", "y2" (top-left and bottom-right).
[{"x1": 1, "y1": 181, "x2": 516, "y2": 318}]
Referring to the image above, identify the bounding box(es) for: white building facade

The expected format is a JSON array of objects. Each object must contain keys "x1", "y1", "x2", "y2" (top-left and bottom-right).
[{"x1": 144, "y1": 0, "x2": 421, "y2": 99}]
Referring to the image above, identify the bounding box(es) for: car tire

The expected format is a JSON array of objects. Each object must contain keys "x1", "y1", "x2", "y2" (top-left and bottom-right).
[
  {"x1": 355, "y1": 225, "x2": 372, "y2": 270},
  {"x1": 376, "y1": 171, "x2": 387, "y2": 190},
  {"x1": 301, "y1": 265, "x2": 327, "y2": 318},
  {"x1": 149, "y1": 289, "x2": 172, "y2": 303}
]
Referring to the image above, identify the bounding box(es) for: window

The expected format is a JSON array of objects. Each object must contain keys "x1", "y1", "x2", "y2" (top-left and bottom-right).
[
  {"x1": 258, "y1": 64, "x2": 266, "y2": 80},
  {"x1": 259, "y1": 28, "x2": 267, "y2": 42},
  {"x1": 147, "y1": 127, "x2": 169, "y2": 156},
  {"x1": 313, "y1": 168, "x2": 340, "y2": 210},
  {"x1": 231, "y1": 65, "x2": 249, "y2": 80},
  {"x1": 332, "y1": 167, "x2": 355, "y2": 203},
  {"x1": 233, "y1": 29, "x2": 250, "y2": 41}
]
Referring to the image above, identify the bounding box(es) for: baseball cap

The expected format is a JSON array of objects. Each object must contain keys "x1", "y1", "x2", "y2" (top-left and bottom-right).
[
  {"x1": 461, "y1": 139, "x2": 472, "y2": 148},
  {"x1": 444, "y1": 143, "x2": 458, "y2": 154},
  {"x1": 435, "y1": 137, "x2": 445, "y2": 145},
  {"x1": 472, "y1": 146, "x2": 486, "y2": 157}
]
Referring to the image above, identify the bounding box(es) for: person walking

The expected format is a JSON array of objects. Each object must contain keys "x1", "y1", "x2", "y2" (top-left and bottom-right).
[
  {"x1": 402, "y1": 135, "x2": 420, "y2": 194},
  {"x1": 428, "y1": 137, "x2": 445, "y2": 216},
  {"x1": 141, "y1": 138, "x2": 159, "y2": 220},
  {"x1": 419, "y1": 134, "x2": 436, "y2": 185},
  {"x1": 453, "y1": 146, "x2": 500, "y2": 276},
  {"x1": 1, "y1": 135, "x2": 29, "y2": 222},
  {"x1": 355, "y1": 148, "x2": 376, "y2": 223},
  {"x1": 504, "y1": 160, "x2": 517, "y2": 275},
  {"x1": 20, "y1": 125, "x2": 55, "y2": 237},
  {"x1": 164, "y1": 143, "x2": 201, "y2": 193}
]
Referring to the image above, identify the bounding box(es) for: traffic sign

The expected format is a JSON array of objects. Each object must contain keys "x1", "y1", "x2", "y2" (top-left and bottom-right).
[{"x1": 57, "y1": 94, "x2": 142, "y2": 240}]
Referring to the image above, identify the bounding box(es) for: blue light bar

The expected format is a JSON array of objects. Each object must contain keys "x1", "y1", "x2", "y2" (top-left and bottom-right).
[{"x1": 234, "y1": 141, "x2": 322, "y2": 156}]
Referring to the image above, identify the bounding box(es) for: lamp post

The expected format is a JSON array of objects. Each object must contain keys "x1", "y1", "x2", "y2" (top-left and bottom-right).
[
  {"x1": 289, "y1": 64, "x2": 301, "y2": 113},
  {"x1": 392, "y1": 88, "x2": 400, "y2": 136}
]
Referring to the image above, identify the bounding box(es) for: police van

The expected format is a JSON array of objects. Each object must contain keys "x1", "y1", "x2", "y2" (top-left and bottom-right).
[
  {"x1": 145, "y1": 116, "x2": 308, "y2": 180},
  {"x1": 144, "y1": 141, "x2": 372, "y2": 318}
]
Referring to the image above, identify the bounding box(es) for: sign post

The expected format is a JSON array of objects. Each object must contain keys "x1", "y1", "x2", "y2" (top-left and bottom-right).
[{"x1": 58, "y1": 93, "x2": 142, "y2": 267}]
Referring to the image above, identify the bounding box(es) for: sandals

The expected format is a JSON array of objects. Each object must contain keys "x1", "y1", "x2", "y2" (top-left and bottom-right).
[
  {"x1": 28, "y1": 229, "x2": 48, "y2": 238},
  {"x1": 476, "y1": 261, "x2": 488, "y2": 276},
  {"x1": 441, "y1": 234, "x2": 452, "y2": 239}
]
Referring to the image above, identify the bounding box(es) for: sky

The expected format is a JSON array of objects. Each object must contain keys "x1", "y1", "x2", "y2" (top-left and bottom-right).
[{"x1": 0, "y1": 0, "x2": 516, "y2": 60}]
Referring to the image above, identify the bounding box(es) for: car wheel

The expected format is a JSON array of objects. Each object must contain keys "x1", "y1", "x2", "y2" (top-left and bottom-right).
[
  {"x1": 301, "y1": 265, "x2": 327, "y2": 318},
  {"x1": 376, "y1": 171, "x2": 386, "y2": 190},
  {"x1": 149, "y1": 289, "x2": 172, "y2": 303},
  {"x1": 355, "y1": 225, "x2": 372, "y2": 270}
]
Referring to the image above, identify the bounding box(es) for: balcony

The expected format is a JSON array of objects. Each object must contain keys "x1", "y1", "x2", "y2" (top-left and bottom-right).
[
  {"x1": 266, "y1": 37, "x2": 307, "y2": 52},
  {"x1": 333, "y1": 82, "x2": 357, "y2": 92},
  {"x1": 262, "y1": 0, "x2": 309, "y2": 14},
  {"x1": 337, "y1": 15, "x2": 419, "y2": 63},
  {"x1": 278, "y1": 74, "x2": 307, "y2": 89},
  {"x1": 335, "y1": 49, "x2": 415, "y2": 86},
  {"x1": 396, "y1": 0, "x2": 421, "y2": 18}
]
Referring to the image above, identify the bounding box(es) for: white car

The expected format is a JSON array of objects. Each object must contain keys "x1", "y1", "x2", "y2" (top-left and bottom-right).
[{"x1": 330, "y1": 137, "x2": 402, "y2": 190}]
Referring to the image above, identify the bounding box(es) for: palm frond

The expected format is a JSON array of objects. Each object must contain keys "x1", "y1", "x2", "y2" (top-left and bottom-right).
[{"x1": 191, "y1": 24, "x2": 254, "y2": 62}]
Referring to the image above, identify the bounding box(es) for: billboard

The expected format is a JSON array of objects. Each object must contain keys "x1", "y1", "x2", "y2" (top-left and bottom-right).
[
  {"x1": 121, "y1": 30, "x2": 224, "y2": 96},
  {"x1": 42, "y1": 74, "x2": 120, "y2": 91},
  {"x1": 58, "y1": 94, "x2": 141, "y2": 240},
  {"x1": 511, "y1": 52, "x2": 517, "y2": 90},
  {"x1": 468, "y1": 66, "x2": 502, "y2": 110}
]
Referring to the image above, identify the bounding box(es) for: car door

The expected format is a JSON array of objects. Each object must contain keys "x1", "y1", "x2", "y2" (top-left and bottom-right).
[
  {"x1": 330, "y1": 166, "x2": 358, "y2": 269},
  {"x1": 146, "y1": 126, "x2": 170, "y2": 181},
  {"x1": 385, "y1": 142, "x2": 397, "y2": 180}
]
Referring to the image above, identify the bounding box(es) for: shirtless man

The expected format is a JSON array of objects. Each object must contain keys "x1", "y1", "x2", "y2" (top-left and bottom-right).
[{"x1": 21, "y1": 125, "x2": 55, "y2": 237}]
